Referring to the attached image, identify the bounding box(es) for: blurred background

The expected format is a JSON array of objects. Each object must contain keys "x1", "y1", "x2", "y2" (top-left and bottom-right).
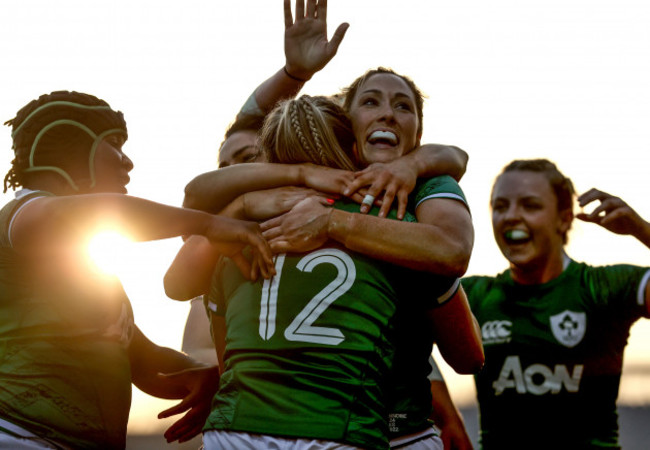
[{"x1": 1, "y1": 1, "x2": 648, "y2": 448}]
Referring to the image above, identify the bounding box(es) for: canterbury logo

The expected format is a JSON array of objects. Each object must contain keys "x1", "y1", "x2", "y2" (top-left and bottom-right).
[{"x1": 481, "y1": 320, "x2": 512, "y2": 343}]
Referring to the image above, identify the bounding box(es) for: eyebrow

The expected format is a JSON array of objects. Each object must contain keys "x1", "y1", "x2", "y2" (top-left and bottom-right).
[
  {"x1": 218, "y1": 144, "x2": 258, "y2": 168},
  {"x1": 359, "y1": 88, "x2": 415, "y2": 102}
]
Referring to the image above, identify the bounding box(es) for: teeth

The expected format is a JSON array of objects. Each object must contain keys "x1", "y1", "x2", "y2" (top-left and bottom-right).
[
  {"x1": 369, "y1": 130, "x2": 397, "y2": 144},
  {"x1": 505, "y1": 229, "x2": 529, "y2": 241}
]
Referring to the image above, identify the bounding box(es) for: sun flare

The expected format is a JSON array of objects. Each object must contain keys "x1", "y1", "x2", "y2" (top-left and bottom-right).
[{"x1": 87, "y1": 231, "x2": 133, "y2": 276}]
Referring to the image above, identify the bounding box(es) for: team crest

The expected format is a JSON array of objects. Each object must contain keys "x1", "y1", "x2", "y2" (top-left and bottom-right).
[{"x1": 550, "y1": 310, "x2": 586, "y2": 348}]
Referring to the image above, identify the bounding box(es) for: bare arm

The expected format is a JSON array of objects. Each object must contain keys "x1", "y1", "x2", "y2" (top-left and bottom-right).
[
  {"x1": 183, "y1": 162, "x2": 356, "y2": 213},
  {"x1": 261, "y1": 195, "x2": 474, "y2": 277},
  {"x1": 240, "y1": 0, "x2": 349, "y2": 117},
  {"x1": 428, "y1": 357, "x2": 474, "y2": 450},
  {"x1": 428, "y1": 286, "x2": 484, "y2": 374},
  {"x1": 429, "y1": 377, "x2": 474, "y2": 450},
  {"x1": 129, "y1": 326, "x2": 220, "y2": 444},
  {"x1": 165, "y1": 236, "x2": 219, "y2": 301},
  {"x1": 128, "y1": 326, "x2": 218, "y2": 399},
  {"x1": 181, "y1": 298, "x2": 218, "y2": 366},
  {"x1": 10, "y1": 194, "x2": 273, "y2": 270}
]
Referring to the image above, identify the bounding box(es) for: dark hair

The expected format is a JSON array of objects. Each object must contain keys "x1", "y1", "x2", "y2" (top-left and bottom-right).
[
  {"x1": 216, "y1": 114, "x2": 266, "y2": 164},
  {"x1": 495, "y1": 158, "x2": 575, "y2": 243},
  {"x1": 4, "y1": 91, "x2": 127, "y2": 192},
  {"x1": 341, "y1": 67, "x2": 425, "y2": 138},
  {"x1": 223, "y1": 114, "x2": 265, "y2": 140},
  {"x1": 260, "y1": 95, "x2": 359, "y2": 171}
]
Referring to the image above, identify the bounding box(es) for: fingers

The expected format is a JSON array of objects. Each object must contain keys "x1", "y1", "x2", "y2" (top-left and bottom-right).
[
  {"x1": 343, "y1": 172, "x2": 371, "y2": 197},
  {"x1": 261, "y1": 225, "x2": 282, "y2": 241},
  {"x1": 260, "y1": 216, "x2": 282, "y2": 233},
  {"x1": 295, "y1": 0, "x2": 305, "y2": 20},
  {"x1": 269, "y1": 239, "x2": 291, "y2": 254},
  {"x1": 158, "y1": 399, "x2": 191, "y2": 419},
  {"x1": 284, "y1": 0, "x2": 293, "y2": 28},
  {"x1": 163, "y1": 414, "x2": 202, "y2": 443},
  {"x1": 577, "y1": 188, "x2": 611, "y2": 207},
  {"x1": 248, "y1": 236, "x2": 275, "y2": 277},
  {"x1": 306, "y1": 0, "x2": 317, "y2": 17},
  {"x1": 327, "y1": 23, "x2": 350, "y2": 57},
  {"x1": 360, "y1": 186, "x2": 383, "y2": 214},
  {"x1": 396, "y1": 190, "x2": 409, "y2": 220},
  {"x1": 318, "y1": 0, "x2": 327, "y2": 20}
]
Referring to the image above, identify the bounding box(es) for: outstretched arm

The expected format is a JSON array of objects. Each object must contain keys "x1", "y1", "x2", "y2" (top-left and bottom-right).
[
  {"x1": 10, "y1": 193, "x2": 275, "y2": 277},
  {"x1": 183, "y1": 162, "x2": 357, "y2": 213},
  {"x1": 239, "y1": 0, "x2": 349, "y2": 117}
]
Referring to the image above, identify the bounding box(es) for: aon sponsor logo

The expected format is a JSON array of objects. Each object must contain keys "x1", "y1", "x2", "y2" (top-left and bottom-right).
[{"x1": 492, "y1": 355, "x2": 583, "y2": 396}]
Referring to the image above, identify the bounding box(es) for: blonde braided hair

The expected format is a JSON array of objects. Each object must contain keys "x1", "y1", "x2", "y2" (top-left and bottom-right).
[{"x1": 260, "y1": 95, "x2": 358, "y2": 171}]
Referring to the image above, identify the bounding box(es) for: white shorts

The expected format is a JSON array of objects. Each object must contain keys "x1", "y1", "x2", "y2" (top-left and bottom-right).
[
  {"x1": 390, "y1": 427, "x2": 443, "y2": 450},
  {"x1": 0, "y1": 428, "x2": 64, "y2": 449},
  {"x1": 203, "y1": 430, "x2": 363, "y2": 449}
]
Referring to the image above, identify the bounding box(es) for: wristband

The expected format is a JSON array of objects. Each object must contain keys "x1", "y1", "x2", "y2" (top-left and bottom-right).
[{"x1": 283, "y1": 66, "x2": 309, "y2": 82}]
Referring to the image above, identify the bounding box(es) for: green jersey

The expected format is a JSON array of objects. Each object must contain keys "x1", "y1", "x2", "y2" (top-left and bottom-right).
[
  {"x1": 0, "y1": 190, "x2": 135, "y2": 449},
  {"x1": 387, "y1": 175, "x2": 469, "y2": 439},
  {"x1": 204, "y1": 199, "x2": 455, "y2": 449},
  {"x1": 464, "y1": 260, "x2": 650, "y2": 449}
]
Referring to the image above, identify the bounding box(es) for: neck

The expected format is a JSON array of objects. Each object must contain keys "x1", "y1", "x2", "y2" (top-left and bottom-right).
[
  {"x1": 509, "y1": 250, "x2": 569, "y2": 285},
  {"x1": 26, "y1": 174, "x2": 80, "y2": 196}
]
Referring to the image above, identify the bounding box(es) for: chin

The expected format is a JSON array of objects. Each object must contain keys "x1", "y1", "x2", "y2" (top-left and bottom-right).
[{"x1": 362, "y1": 149, "x2": 401, "y2": 164}]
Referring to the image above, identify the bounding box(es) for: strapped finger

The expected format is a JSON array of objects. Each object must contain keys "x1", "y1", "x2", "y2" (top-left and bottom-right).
[
  {"x1": 360, "y1": 187, "x2": 383, "y2": 214},
  {"x1": 284, "y1": 0, "x2": 293, "y2": 28}
]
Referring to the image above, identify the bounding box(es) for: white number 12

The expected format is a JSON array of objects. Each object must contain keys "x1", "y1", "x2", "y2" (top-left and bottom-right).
[{"x1": 259, "y1": 248, "x2": 356, "y2": 346}]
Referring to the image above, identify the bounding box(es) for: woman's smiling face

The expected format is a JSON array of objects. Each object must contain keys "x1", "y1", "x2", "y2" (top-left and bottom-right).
[
  {"x1": 491, "y1": 170, "x2": 572, "y2": 270},
  {"x1": 347, "y1": 73, "x2": 421, "y2": 166}
]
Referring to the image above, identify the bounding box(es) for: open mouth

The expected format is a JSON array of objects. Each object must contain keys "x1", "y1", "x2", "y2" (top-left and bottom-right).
[
  {"x1": 503, "y1": 229, "x2": 531, "y2": 245},
  {"x1": 367, "y1": 130, "x2": 398, "y2": 147}
]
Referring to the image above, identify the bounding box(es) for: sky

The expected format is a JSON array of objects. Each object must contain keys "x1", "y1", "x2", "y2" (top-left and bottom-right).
[{"x1": 1, "y1": 0, "x2": 649, "y2": 435}]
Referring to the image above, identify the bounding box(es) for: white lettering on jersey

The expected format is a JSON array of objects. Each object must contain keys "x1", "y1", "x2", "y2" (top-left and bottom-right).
[
  {"x1": 493, "y1": 355, "x2": 584, "y2": 396},
  {"x1": 481, "y1": 320, "x2": 512, "y2": 345}
]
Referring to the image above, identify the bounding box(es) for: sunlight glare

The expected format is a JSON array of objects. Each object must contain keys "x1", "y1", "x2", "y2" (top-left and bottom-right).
[{"x1": 87, "y1": 231, "x2": 132, "y2": 276}]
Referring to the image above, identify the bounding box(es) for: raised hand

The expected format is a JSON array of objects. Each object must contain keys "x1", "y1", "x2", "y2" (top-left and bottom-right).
[
  {"x1": 577, "y1": 188, "x2": 650, "y2": 246},
  {"x1": 284, "y1": 0, "x2": 349, "y2": 81}
]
